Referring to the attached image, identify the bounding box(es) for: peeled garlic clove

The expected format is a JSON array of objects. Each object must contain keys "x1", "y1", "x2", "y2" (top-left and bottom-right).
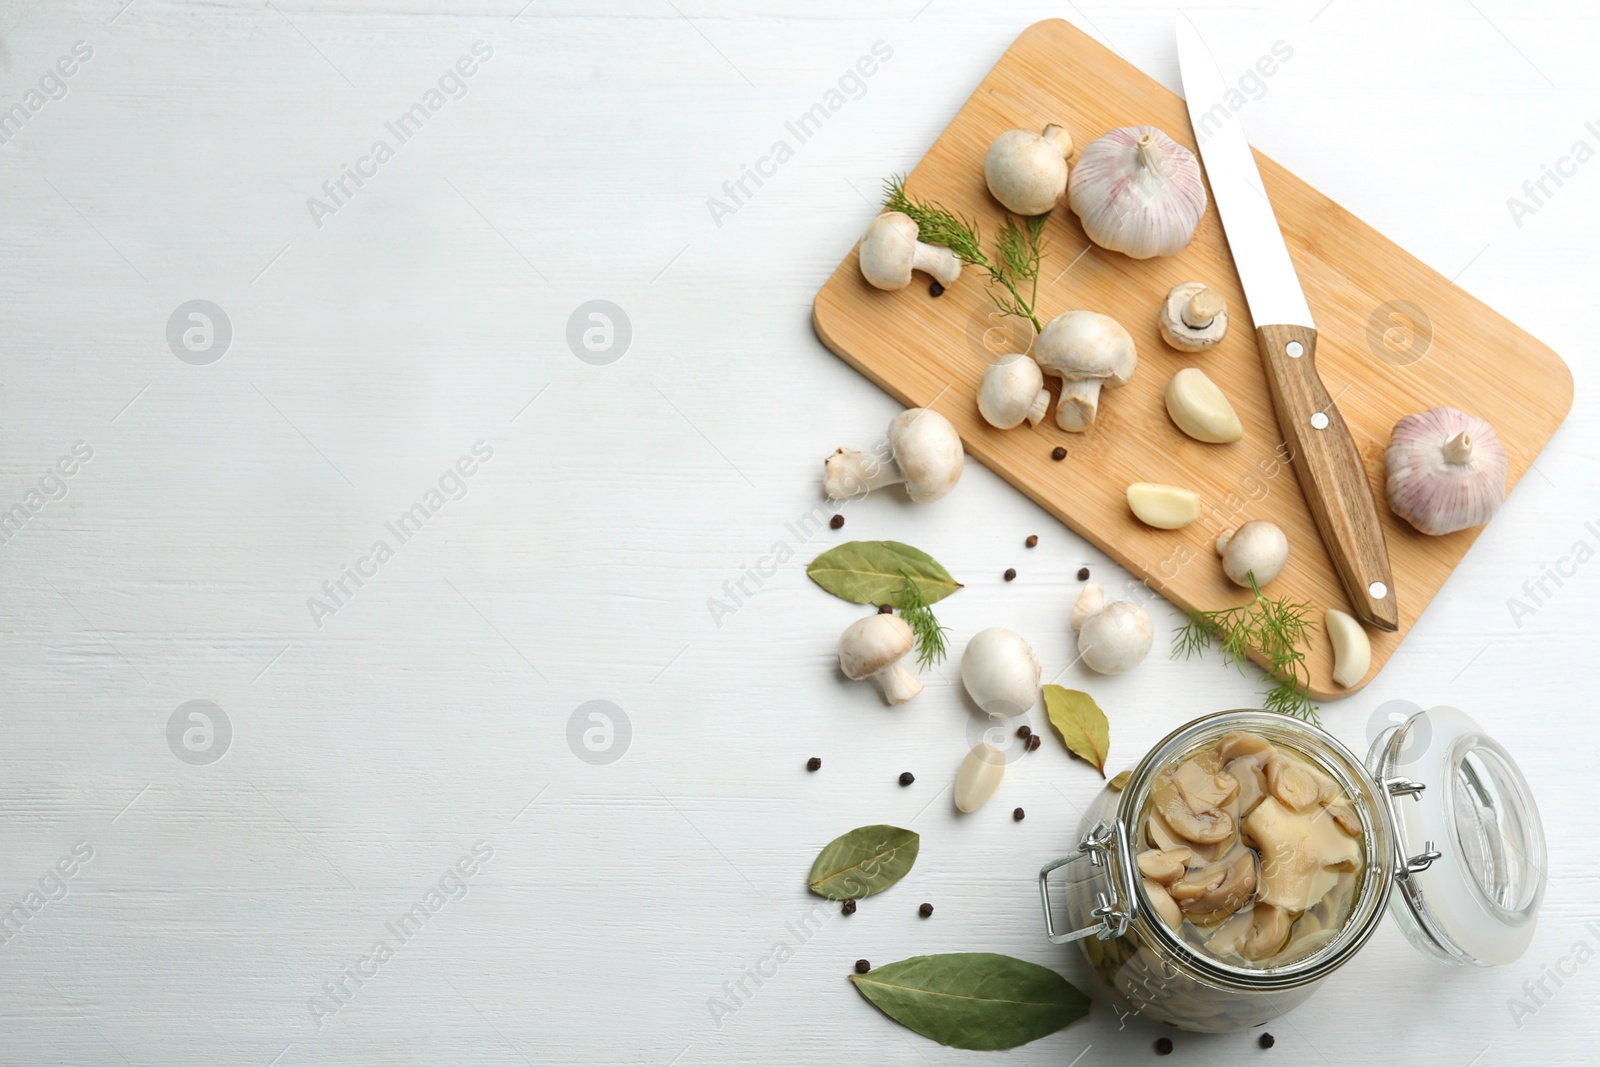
[
  {"x1": 1325, "y1": 608, "x2": 1371, "y2": 688},
  {"x1": 1385, "y1": 406, "x2": 1508, "y2": 535},
  {"x1": 954, "y1": 743, "x2": 1006, "y2": 813},
  {"x1": 1067, "y1": 126, "x2": 1207, "y2": 259},
  {"x1": 1127, "y1": 482, "x2": 1201, "y2": 530},
  {"x1": 1165, "y1": 367, "x2": 1243, "y2": 444}
]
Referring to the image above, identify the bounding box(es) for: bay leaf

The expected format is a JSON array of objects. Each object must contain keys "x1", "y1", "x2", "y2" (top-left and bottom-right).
[
  {"x1": 807, "y1": 824, "x2": 919, "y2": 900},
  {"x1": 806, "y1": 541, "x2": 961, "y2": 607},
  {"x1": 1044, "y1": 685, "x2": 1110, "y2": 778},
  {"x1": 1108, "y1": 769, "x2": 1131, "y2": 791},
  {"x1": 850, "y1": 952, "x2": 1090, "y2": 1050}
]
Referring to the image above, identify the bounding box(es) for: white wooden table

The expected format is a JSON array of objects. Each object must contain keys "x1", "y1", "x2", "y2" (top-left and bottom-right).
[{"x1": 1, "y1": 1, "x2": 1595, "y2": 1062}]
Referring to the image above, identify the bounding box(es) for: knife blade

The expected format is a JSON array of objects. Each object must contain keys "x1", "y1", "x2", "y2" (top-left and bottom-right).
[{"x1": 1176, "y1": 15, "x2": 1398, "y2": 632}]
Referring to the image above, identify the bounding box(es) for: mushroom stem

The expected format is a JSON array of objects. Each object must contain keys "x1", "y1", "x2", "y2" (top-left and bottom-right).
[
  {"x1": 1025, "y1": 388, "x2": 1050, "y2": 427},
  {"x1": 1042, "y1": 123, "x2": 1073, "y2": 158},
  {"x1": 1182, "y1": 288, "x2": 1223, "y2": 329},
  {"x1": 1442, "y1": 431, "x2": 1474, "y2": 466},
  {"x1": 875, "y1": 662, "x2": 924, "y2": 705},
  {"x1": 910, "y1": 243, "x2": 962, "y2": 286},
  {"x1": 823, "y1": 447, "x2": 904, "y2": 499},
  {"x1": 1055, "y1": 379, "x2": 1104, "y2": 432}
]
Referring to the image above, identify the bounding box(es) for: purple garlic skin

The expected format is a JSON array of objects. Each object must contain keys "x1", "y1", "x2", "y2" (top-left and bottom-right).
[{"x1": 1385, "y1": 406, "x2": 1508, "y2": 536}]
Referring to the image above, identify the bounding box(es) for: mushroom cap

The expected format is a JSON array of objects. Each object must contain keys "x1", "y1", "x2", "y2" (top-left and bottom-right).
[
  {"x1": 885, "y1": 408, "x2": 963, "y2": 503},
  {"x1": 1216, "y1": 520, "x2": 1289, "y2": 587},
  {"x1": 837, "y1": 613, "x2": 915, "y2": 681},
  {"x1": 977, "y1": 353, "x2": 1047, "y2": 429},
  {"x1": 1385, "y1": 406, "x2": 1508, "y2": 535},
  {"x1": 1077, "y1": 599, "x2": 1153, "y2": 675},
  {"x1": 983, "y1": 126, "x2": 1070, "y2": 216},
  {"x1": 1035, "y1": 310, "x2": 1137, "y2": 387},
  {"x1": 1158, "y1": 281, "x2": 1229, "y2": 351},
  {"x1": 858, "y1": 212, "x2": 921, "y2": 290},
  {"x1": 1244, "y1": 796, "x2": 1362, "y2": 912},
  {"x1": 959, "y1": 626, "x2": 1042, "y2": 715}
]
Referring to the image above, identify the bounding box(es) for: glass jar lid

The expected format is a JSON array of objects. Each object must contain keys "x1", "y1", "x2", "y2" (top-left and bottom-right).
[{"x1": 1366, "y1": 702, "x2": 1545, "y2": 966}]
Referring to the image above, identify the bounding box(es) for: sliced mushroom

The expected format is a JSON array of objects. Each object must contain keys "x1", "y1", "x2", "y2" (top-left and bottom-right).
[
  {"x1": 1147, "y1": 810, "x2": 1228, "y2": 863},
  {"x1": 1172, "y1": 757, "x2": 1239, "y2": 811},
  {"x1": 1245, "y1": 797, "x2": 1363, "y2": 912},
  {"x1": 1238, "y1": 903, "x2": 1293, "y2": 961},
  {"x1": 1169, "y1": 848, "x2": 1256, "y2": 923},
  {"x1": 1142, "y1": 878, "x2": 1184, "y2": 930},
  {"x1": 1145, "y1": 810, "x2": 1185, "y2": 853},
  {"x1": 1264, "y1": 753, "x2": 1322, "y2": 813},
  {"x1": 1225, "y1": 755, "x2": 1269, "y2": 819},
  {"x1": 1137, "y1": 847, "x2": 1192, "y2": 886},
  {"x1": 1278, "y1": 923, "x2": 1341, "y2": 965},
  {"x1": 1324, "y1": 801, "x2": 1363, "y2": 837},
  {"x1": 1216, "y1": 731, "x2": 1273, "y2": 763},
  {"x1": 1151, "y1": 766, "x2": 1234, "y2": 844}
]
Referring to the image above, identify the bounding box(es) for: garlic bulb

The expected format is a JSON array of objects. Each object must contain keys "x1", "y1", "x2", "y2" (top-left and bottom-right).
[
  {"x1": 1067, "y1": 126, "x2": 1207, "y2": 259},
  {"x1": 1385, "y1": 406, "x2": 1508, "y2": 536}
]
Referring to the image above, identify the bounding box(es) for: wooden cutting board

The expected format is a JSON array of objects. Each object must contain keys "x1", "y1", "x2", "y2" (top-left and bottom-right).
[{"x1": 811, "y1": 18, "x2": 1572, "y2": 700}]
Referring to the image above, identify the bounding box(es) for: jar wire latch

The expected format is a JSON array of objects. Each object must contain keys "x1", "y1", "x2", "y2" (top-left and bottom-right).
[
  {"x1": 1382, "y1": 774, "x2": 1442, "y2": 880},
  {"x1": 1038, "y1": 819, "x2": 1138, "y2": 944}
]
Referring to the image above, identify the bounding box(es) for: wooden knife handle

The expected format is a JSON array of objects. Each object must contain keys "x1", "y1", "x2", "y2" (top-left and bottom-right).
[{"x1": 1256, "y1": 324, "x2": 1398, "y2": 632}]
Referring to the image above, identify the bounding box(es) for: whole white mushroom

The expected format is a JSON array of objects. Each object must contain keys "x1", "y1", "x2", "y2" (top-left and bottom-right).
[
  {"x1": 858, "y1": 212, "x2": 961, "y2": 291},
  {"x1": 838, "y1": 613, "x2": 923, "y2": 705},
  {"x1": 960, "y1": 627, "x2": 1042, "y2": 716},
  {"x1": 823, "y1": 408, "x2": 963, "y2": 503},
  {"x1": 1216, "y1": 521, "x2": 1290, "y2": 588},
  {"x1": 984, "y1": 124, "x2": 1073, "y2": 216},
  {"x1": 1034, "y1": 310, "x2": 1137, "y2": 432},
  {"x1": 1070, "y1": 583, "x2": 1153, "y2": 675},
  {"x1": 977, "y1": 353, "x2": 1050, "y2": 430}
]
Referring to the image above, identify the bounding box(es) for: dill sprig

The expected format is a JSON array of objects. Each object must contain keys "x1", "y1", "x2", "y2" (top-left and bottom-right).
[
  {"x1": 1173, "y1": 573, "x2": 1320, "y2": 724},
  {"x1": 898, "y1": 575, "x2": 951, "y2": 669},
  {"x1": 882, "y1": 176, "x2": 1045, "y2": 334}
]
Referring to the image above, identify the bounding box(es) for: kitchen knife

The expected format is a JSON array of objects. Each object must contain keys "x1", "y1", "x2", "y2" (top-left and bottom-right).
[{"x1": 1175, "y1": 16, "x2": 1398, "y2": 632}]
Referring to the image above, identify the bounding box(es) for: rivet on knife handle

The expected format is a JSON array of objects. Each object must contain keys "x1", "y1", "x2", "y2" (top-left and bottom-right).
[{"x1": 1256, "y1": 324, "x2": 1399, "y2": 632}]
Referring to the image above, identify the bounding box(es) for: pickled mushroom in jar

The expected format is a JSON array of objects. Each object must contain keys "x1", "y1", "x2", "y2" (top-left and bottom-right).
[
  {"x1": 1137, "y1": 730, "x2": 1366, "y2": 970},
  {"x1": 1245, "y1": 797, "x2": 1362, "y2": 912}
]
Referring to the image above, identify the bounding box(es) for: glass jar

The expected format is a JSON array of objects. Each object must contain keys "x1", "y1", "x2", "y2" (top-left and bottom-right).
[{"x1": 1037, "y1": 704, "x2": 1545, "y2": 1033}]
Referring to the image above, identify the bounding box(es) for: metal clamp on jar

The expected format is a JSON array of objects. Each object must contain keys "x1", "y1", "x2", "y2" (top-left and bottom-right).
[{"x1": 1038, "y1": 704, "x2": 1545, "y2": 1033}]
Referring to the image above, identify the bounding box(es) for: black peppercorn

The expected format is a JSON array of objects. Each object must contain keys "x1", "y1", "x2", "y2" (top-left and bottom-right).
[
  {"x1": 877, "y1": 603, "x2": 893, "y2": 614},
  {"x1": 1259, "y1": 1033, "x2": 1275, "y2": 1049},
  {"x1": 1077, "y1": 567, "x2": 1090, "y2": 581},
  {"x1": 854, "y1": 958, "x2": 870, "y2": 974},
  {"x1": 928, "y1": 280, "x2": 944, "y2": 297},
  {"x1": 829, "y1": 514, "x2": 844, "y2": 529},
  {"x1": 1051, "y1": 446, "x2": 1067, "y2": 461},
  {"x1": 918, "y1": 902, "x2": 933, "y2": 918},
  {"x1": 1026, "y1": 733, "x2": 1042, "y2": 752},
  {"x1": 898, "y1": 771, "x2": 915, "y2": 786},
  {"x1": 1013, "y1": 807, "x2": 1025, "y2": 821},
  {"x1": 842, "y1": 899, "x2": 856, "y2": 915},
  {"x1": 806, "y1": 757, "x2": 821, "y2": 772},
  {"x1": 1155, "y1": 1036, "x2": 1173, "y2": 1055},
  {"x1": 1003, "y1": 568, "x2": 1017, "y2": 581},
  {"x1": 1025, "y1": 534, "x2": 1038, "y2": 548},
  {"x1": 1016, "y1": 724, "x2": 1032, "y2": 740}
]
